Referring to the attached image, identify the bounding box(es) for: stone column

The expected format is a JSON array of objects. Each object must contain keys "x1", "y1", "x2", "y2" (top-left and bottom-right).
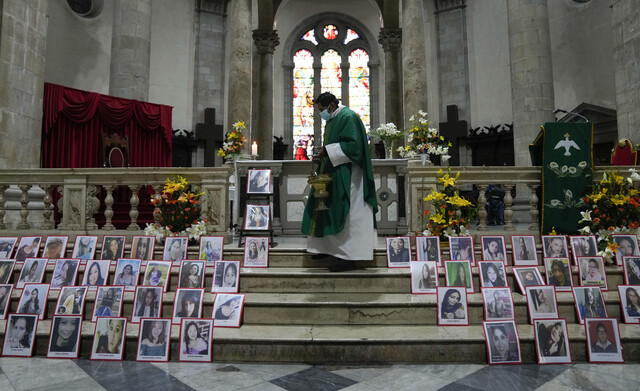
[
  {"x1": 379, "y1": 28, "x2": 404, "y2": 128},
  {"x1": 402, "y1": 0, "x2": 429, "y2": 121},
  {"x1": 611, "y1": 0, "x2": 640, "y2": 143},
  {"x1": 227, "y1": 0, "x2": 252, "y2": 141},
  {"x1": 109, "y1": 0, "x2": 152, "y2": 100},
  {"x1": 0, "y1": 0, "x2": 49, "y2": 169},
  {"x1": 253, "y1": 30, "x2": 279, "y2": 160},
  {"x1": 507, "y1": 0, "x2": 555, "y2": 166}
]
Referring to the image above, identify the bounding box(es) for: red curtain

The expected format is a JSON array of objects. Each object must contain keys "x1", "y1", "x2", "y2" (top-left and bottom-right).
[{"x1": 41, "y1": 83, "x2": 173, "y2": 168}]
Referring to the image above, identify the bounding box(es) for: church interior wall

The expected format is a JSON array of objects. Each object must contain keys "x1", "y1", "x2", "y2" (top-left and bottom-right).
[{"x1": 421, "y1": 0, "x2": 441, "y2": 127}]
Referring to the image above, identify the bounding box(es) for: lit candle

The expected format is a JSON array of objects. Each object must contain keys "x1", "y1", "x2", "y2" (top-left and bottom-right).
[{"x1": 251, "y1": 141, "x2": 258, "y2": 156}]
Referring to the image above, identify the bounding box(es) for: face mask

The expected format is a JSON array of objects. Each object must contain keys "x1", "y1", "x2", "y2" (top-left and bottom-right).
[{"x1": 320, "y1": 109, "x2": 331, "y2": 121}]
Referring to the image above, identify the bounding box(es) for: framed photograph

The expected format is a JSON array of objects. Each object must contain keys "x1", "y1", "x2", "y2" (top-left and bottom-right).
[
  {"x1": 71, "y1": 235, "x2": 98, "y2": 261},
  {"x1": 130, "y1": 236, "x2": 156, "y2": 260},
  {"x1": 136, "y1": 318, "x2": 171, "y2": 362},
  {"x1": 142, "y1": 260, "x2": 172, "y2": 291},
  {"x1": 585, "y1": 318, "x2": 624, "y2": 363},
  {"x1": 449, "y1": 236, "x2": 475, "y2": 265},
  {"x1": 513, "y1": 266, "x2": 545, "y2": 295},
  {"x1": 212, "y1": 293, "x2": 245, "y2": 327},
  {"x1": 570, "y1": 235, "x2": 598, "y2": 264},
  {"x1": 82, "y1": 260, "x2": 111, "y2": 288},
  {"x1": 101, "y1": 236, "x2": 126, "y2": 262},
  {"x1": 542, "y1": 235, "x2": 568, "y2": 258},
  {"x1": 90, "y1": 317, "x2": 126, "y2": 360},
  {"x1": 43, "y1": 236, "x2": 69, "y2": 260},
  {"x1": 244, "y1": 204, "x2": 270, "y2": 230},
  {"x1": 47, "y1": 315, "x2": 82, "y2": 359},
  {"x1": 50, "y1": 258, "x2": 80, "y2": 289},
  {"x1": 572, "y1": 286, "x2": 607, "y2": 324},
  {"x1": 544, "y1": 257, "x2": 573, "y2": 291},
  {"x1": 179, "y1": 318, "x2": 213, "y2": 362},
  {"x1": 172, "y1": 288, "x2": 205, "y2": 324},
  {"x1": 16, "y1": 258, "x2": 47, "y2": 289},
  {"x1": 478, "y1": 261, "x2": 508, "y2": 288},
  {"x1": 481, "y1": 287, "x2": 515, "y2": 320},
  {"x1": 578, "y1": 256, "x2": 607, "y2": 290},
  {"x1": 613, "y1": 234, "x2": 640, "y2": 266},
  {"x1": 92, "y1": 286, "x2": 124, "y2": 322},
  {"x1": 534, "y1": 318, "x2": 571, "y2": 364},
  {"x1": 415, "y1": 236, "x2": 441, "y2": 264},
  {"x1": 0, "y1": 260, "x2": 16, "y2": 284},
  {"x1": 481, "y1": 235, "x2": 507, "y2": 263},
  {"x1": 623, "y1": 256, "x2": 640, "y2": 285},
  {"x1": 179, "y1": 260, "x2": 206, "y2": 288},
  {"x1": 113, "y1": 258, "x2": 141, "y2": 290},
  {"x1": 0, "y1": 237, "x2": 18, "y2": 259},
  {"x1": 437, "y1": 286, "x2": 468, "y2": 325},
  {"x1": 386, "y1": 236, "x2": 411, "y2": 267},
  {"x1": 243, "y1": 236, "x2": 269, "y2": 267},
  {"x1": 0, "y1": 284, "x2": 13, "y2": 319},
  {"x1": 617, "y1": 285, "x2": 640, "y2": 324},
  {"x1": 511, "y1": 235, "x2": 538, "y2": 266},
  {"x1": 247, "y1": 168, "x2": 271, "y2": 193},
  {"x1": 163, "y1": 236, "x2": 189, "y2": 263},
  {"x1": 483, "y1": 320, "x2": 522, "y2": 364},
  {"x1": 14, "y1": 236, "x2": 42, "y2": 262},
  {"x1": 16, "y1": 283, "x2": 49, "y2": 320},
  {"x1": 444, "y1": 260, "x2": 474, "y2": 293},
  {"x1": 199, "y1": 236, "x2": 224, "y2": 263},
  {"x1": 2, "y1": 314, "x2": 38, "y2": 357},
  {"x1": 212, "y1": 260, "x2": 240, "y2": 293},
  {"x1": 54, "y1": 286, "x2": 87, "y2": 316},
  {"x1": 131, "y1": 286, "x2": 163, "y2": 323},
  {"x1": 410, "y1": 261, "x2": 438, "y2": 294},
  {"x1": 525, "y1": 285, "x2": 558, "y2": 322}
]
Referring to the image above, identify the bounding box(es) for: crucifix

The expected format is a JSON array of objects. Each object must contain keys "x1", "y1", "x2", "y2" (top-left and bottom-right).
[
  {"x1": 438, "y1": 105, "x2": 468, "y2": 166},
  {"x1": 195, "y1": 108, "x2": 225, "y2": 167}
]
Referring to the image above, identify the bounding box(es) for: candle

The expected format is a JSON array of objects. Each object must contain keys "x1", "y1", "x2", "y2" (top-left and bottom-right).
[{"x1": 251, "y1": 141, "x2": 258, "y2": 156}]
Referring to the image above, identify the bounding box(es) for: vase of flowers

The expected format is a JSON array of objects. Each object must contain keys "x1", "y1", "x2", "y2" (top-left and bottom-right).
[
  {"x1": 145, "y1": 175, "x2": 209, "y2": 241},
  {"x1": 578, "y1": 168, "x2": 640, "y2": 264},
  {"x1": 370, "y1": 122, "x2": 404, "y2": 159},
  {"x1": 218, "y1": 120, "x2": 247, "y2": 161},
  {"x1": 397, "y1": 110, "x2": 451, "y2": 163}
]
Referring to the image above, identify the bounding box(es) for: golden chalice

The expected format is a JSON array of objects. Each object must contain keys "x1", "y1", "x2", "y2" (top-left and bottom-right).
[{"x1": 307, "y1": 173, "x2": 332, "y2": 211}]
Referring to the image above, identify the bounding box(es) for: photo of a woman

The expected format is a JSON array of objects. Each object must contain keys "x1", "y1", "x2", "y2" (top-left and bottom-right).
[
  {"x1": 411, "y1": 262, "x2": 436, "y2": 292},
  {"x1": 173, "y1": 289, "x2": 204, "y2": 323},
  {"x1": 213, "y1": 293, "x2": 245, "y2": 327},
  {"x1": 15, "y1": 237, "x2": 41, "y2": 262},
  {"x1": 48, "y1": 316, "x2": 81, "y2": 354},
  {"x1": 92, "y1": 318, "x2": 125, "y2": 359},
  {"x1": 93, "y1": 287, "x2": 123, "y2": 321},
  {"x1": 243, "y1": 237, "x2": 268, "y2": 267},
  {"x1": 72, "y1": 236, "x2": 96, "y2": 261},
  {"x1": 624, "y1": 258, "x2": 640, "y2": 285},
  {"x1": 164, "y1": 237, "x2": 187, "y2": 263},
  {"x1": 543, "y1": 236, "x2": 567, "y2": 258},
  {"x1": 534, "y1": 319, "x2": 570, "y2": 364},
  {"x1": 440, "y1": 288, "x2": 465, "y2": 320},
  {"x1": 446, "y1": 261, "x2": 472, "y2": 291},
  {"x1": 137, "y1": 319, "x2": 169, "y2": 360},
  {"x1": 179, "y1": 261, "x2": 204, "y2": 288},
  {"x1": 50, "y1": 259, "x2": 78, "y2": 288},
  {"x1": 131, "y1": 236, "x2": 154, "y2": 260},
  {"x1": 575, "y1": 287, "x2": 607, "y2": 323},
  {"x1": 133, "y1": 288, "x2": 161, "y2": 322},
  {"x1": 83, "y1": 261, "x2": 107, "y2": 286},
  {"x1": 0, "y1": 261, "x2": 14, "y2": 284},
  {"x1": 3, "y1": 315, "x2": 36, "y2": 353},
  {"x1": 19, "y1": 287, "x2": 41, "y2": 315},
  {"x1": 0, "y1": 285, "x2": 12, "y2": 318},
  {"x1": 624, "y1": 286, "x2": 640, "y2": 318},
  {"x1": 114, "y1": 260, "x2": 140, "y2": 288},
  {"x1": 182, "y1": 321, "x2": 209, "y2": 355},
  {"x1": 480, "y1": 262, "x2": 506, "y2": 287},
  {"x1": 200, "y1": 236, "x2": 223, "y2": 263},
  {"x1": 485, "y1": 322, "x2": 520, "y2": 364},
  {"x1": 450, "y1": 237, "x2": 474, "y2": 262},
  {"x1": 17, "y1": 259, "x2": 45, "y2": 288},
  {"x1": 144, "y1": 264, "x2": 163, "y2": 286},
  {"x1": 101, "y1": 237, "x2": 124, "y2": 262},
  {"x1": 223, "y1": 263, "x2": 237, "y2": 288}
]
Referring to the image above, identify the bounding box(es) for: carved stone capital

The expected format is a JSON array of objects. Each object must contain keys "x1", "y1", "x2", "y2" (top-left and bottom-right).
[
  {"x1": 434, "y1": 0, "x2": 466, "y2": 14},
  {"x1": 253, "y1": 30, "x2": 280, "y2": 54},
  {"x1": 378, "y1": 28, "x2": 402, "y2": 52}
]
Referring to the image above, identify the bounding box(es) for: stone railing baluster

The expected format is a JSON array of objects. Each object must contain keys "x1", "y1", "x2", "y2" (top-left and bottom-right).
[
  {"x1": 502, "y1": 184, "x2": 514, "y2": 230},
  {"x1": 477, "y1": 184, "x2": 488, "y2": 231},
  {"x1": 17, "y1": 185, "x2": 31, "y2": 230},
  {"x1": 0, "y1": 185, "x2": 7, "y2": 229},
  {"x1": 41, "y1": 185, "x2": 54, "y2": 230},
  {"x1": 103, "y1": 185, "x2": 115, "y2": 230},
  {"x1": 127, "y1": 185, "x2": 141, "y2": 230},
  {"x1": 86, "y1": 185, "x2": 99, "y2": 230},
  {"x1": 527, "y1": 184, "x2": 540, "y2": 232},
  {"x1": 152, "y1": 184, "x2": 162, "y2": 225}
]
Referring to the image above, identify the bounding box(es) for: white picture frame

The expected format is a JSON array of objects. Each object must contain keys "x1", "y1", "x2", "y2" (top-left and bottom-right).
[
  {"x1": 47, "y1": 315, "x2": 83, "y2": 359},
  {"x1": 2, "y1": 314, "x2": 38, "y2": 357},
  {"x1": 577, "y1": 256, "x2": 607, "y2": 290},
  {"x1": 444, "y1": 260, "x2": 474, "y2": 293},
  {"x1": 16, "y1": 258, "x2": 47, "y2": 289},
  {"x1": 511, "y1": 235, "x2": 538, "y2": 266},
  {"x1": 481, "y1": 287, "x2": 515, "y2": 320},
  {"x1": 54, "y1": 286, "x2": 87, "y2": 316},
  {"x1": 244, "y1": 205, "x2": 270, "y2": 230},
  {"x1": 415, "y1": 236, "x2": 441, "y2": 265},
  {"x1": 585, "y1": 318, "x2": 624, "y2": 363},
  {"x1": 525, "y1": 285, "x2": 559, "y2": 322},
  {"x1": 199, "y1": 236, "x2": 224, "y2": 264},
  {"x1": 90, "y1": 317, "x2": 126, "y2": 361},
  {"x1": 617, "y1": 285, "x2": 640, "y2": 324},
  {"x1": 179, "y1": 318, "x2": 213, "y2": 362},
  {"x1": 410, "y1": 261, "x2": 438, "y2": 294},
  {"x1": 437, "y1": 286, "x2": 468, "y2": 325},
  {"x1": 480, "y1": 235, "x2": 507, "y2": 263},
  {"x1": 16, "y1": 283, "x2": 50, "y2": 320},
  {"x1": 572, "y1": 286, "x2": 607, "y2": 325},
  {"x1": 92, "y1": 286, "x2": 125, "y2": 322},
  {"x1": 131, "y1": 286, "x2": 163, "y2": 323},
  {"x1": 14, "y1": 236, "x2": 42, "y2": 262},
  {"x1": 163, "y1": 237, "x2": 188, "y2": 263},
  {"x1": 483, "y1": 320, "x2": 522, "y2": 365},
  {"x1": 211, "y1": 260, "x2": 240, "y2": 293},
  {"x1": 136, "y1": 318, "x2": 171, "y2": 362},
  {"x1": 212, "y1": 293, "x2": 245, "y2": 328},
  {"x1": 534, "y1": 318, "x2": 571, "y2": 364},
  {"x1": 247, "y1": 169, "x2": 272, "y2": 194},
  {"x1": 243, "y1": 236, "x2": 269, "y2": 267},
  {"x1": 71, "y1": 235, "x2": 98, "y2": 261},
  {"x1": 543, "y1": 257, "x2": 573, "y2": 291},
  {"x1": 512, "y1": 266, "x2": 545, "y2": 295}
]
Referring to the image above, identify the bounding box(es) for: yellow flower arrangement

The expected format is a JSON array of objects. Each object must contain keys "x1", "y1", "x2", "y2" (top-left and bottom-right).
[
  {"x1": 218, "y1": 121, "x2": 247, "y2": 159},
  {"x1": 397, "y1": 110, "x2": 451, "y2": 159}
]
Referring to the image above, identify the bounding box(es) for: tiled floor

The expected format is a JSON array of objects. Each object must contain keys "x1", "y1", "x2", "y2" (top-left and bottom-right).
[{"x1": 0, "y1": 358, "x2": 637, "y2": 391}]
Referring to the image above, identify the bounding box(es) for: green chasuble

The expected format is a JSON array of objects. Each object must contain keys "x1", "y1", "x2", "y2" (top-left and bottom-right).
[{"x1": 301, "y1": 107, "x2": 378, "y2": 237}]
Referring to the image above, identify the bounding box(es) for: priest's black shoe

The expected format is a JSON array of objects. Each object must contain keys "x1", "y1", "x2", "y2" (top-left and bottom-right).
[
  {"x1": 329, "y1": 260, "x2": 357, "y2": 272},
  {"x1": 311, "y1": 253, "x2": 334, "y2": 261}
]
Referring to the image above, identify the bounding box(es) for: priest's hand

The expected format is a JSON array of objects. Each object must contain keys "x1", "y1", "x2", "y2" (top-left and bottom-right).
[{"x1": 312, "y1": 146, "x2": 327, "y2": 163}]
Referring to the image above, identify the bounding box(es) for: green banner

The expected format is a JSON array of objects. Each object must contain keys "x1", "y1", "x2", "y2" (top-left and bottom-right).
[{"x1": 530, "y1": 122, "x2": 593, "y2": 235}]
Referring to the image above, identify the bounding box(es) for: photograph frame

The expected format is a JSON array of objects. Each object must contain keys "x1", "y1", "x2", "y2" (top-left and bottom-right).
[
  {"x1": 136, "y1": 317, "x2": 171, "y2": 362},
  {"x1": 244, "y1": 204, "x2": 270, "y2": 230},
  {"x1": 534, "y1": 318, "x2": 572, "y2": 364},
  {"x1": 511, "y1": 235, "x2": 538, "y2": 266},
  {"x1": 513, "y1": 266, "x2": 545, "y2": 295},
  {"x1": 101, "y1": 235, "x2": 126, "y2": 262},
  {"x1": 0, "y1": 236, "x2": 18, "y2": 259},
  {"x1": 541, "y1": 235, "x2": 568, "y2": 259},
  {"x1": 243, "y1": 236, "x2": 269, "y2": 268},
  {"x1": 50, "y1": 258, "x2": 81, "y2": 289},
  {"x1": 480, "y1": 235, "x2": 507, "y2": 263},
  {"x1": 71, "y1": 235, "x2": 98, "y2": 261},
  {"x1": 199, "y1": 235, "x2": 224, "y2": 264},
  {"x1": 131, "y1": 286, "x2": 163, "y2": 323},
  {"x1": 43, "y1": 235, "x2": 69, "y2": 261},
  {"x1": 112, "y1": 258, "x2": 142, "y2": 290},
  {"x1": 483, "y1": 320, "x2": 522, "y2": 365},
  {"x1": 0, "y1": 260, "x2": 16, "y2": 284},
  {"x1": 612, "y1": 234, "x2": 640, "y2": 266},
  {"x1": 2, "y1": 313, "x2": 38, "y2": 357},
  {"x1": 247, "y1": 168, "x2": 272, "y2": 194},
  {"x1": 437, "y1": 286, "x2": 469, "y2": 325},
  {"x1": 142, "y1": 260, "x2": 172, "y2": 292},
  {"x1": 617, "y1": 285, "x2": 640, "y2": 324},
  {"x1": 91, "y1": 285, "x2": 125, "y2": 322},
  {"x1": 46, "y1": 315, "x2": 83, "y2": 359},
  {"x1": 572, "y1": 286, "x2": 608, "y2": 325},
  {"x1": 478, "y1": 261, "x2": 508, "y2": 288},
  {"x1": 212, "y1": 293, "x2": 245, "y2": 328},
  {"x1": 130, "y1": 236, "x2": 156, "y2": 260},
  {"x1": 16, "y1": 257, "x2": 47, "y2": 289},
  {"x1": 386, "y1": 236, "x2": 412, "y2": 268},
  {"x1": 481, "y1": 287, "x2": 515, "y2": 320},
  {"x1": 179, "y1": 318, "x2": 213, "y2": 362},
  {"x1": 82, "y1": 260, "x2": 111, "y2": 288},
  {"x1": 16, "y1": 283, "x2": 50, "y2": 320},
  {"x1": 415, "y1": 236, "x2": 441, "y2": 265},
  {"x1": 178, "y1": 260, "x2": 206, "y2": 289},
  {"x1": 90, "y1": 317, "x2": 127, "y2": 361},
  {"x1": 163, "y1": 236, "x2": 189, "y2": 263},
  {"x1": 444, "y1": 260, "x2": 474, "y2": 293},
  {"x1": 14, "y1": 236, "x2": 42, "y2": 262},
  {"x1": 0, "y1": 284, "x2": 13, "y2": 319},
  {"x1": 569, "y1": 235, "x2": 598, "y2": 265},
  {"x1": 623, "y1": 256, "x2": 640, "y2": 285},
  {"x1": 585, "y1": 317, "x2": 624, "y2": 363},
  {"x1": 449, "y1": 236, "x2": 475, "y2": 265},
  {"x1": 525, "y1": 285, "x2": 559, "y2": 323},
  {"x1": 54, "y1": 286, "x2": 87, "y2": 316},
  {"x1": 410, "y1": 261, "x2": 438, "y2": 294},
  {"x1": 544, "y1": 257, "x2": 573, "y2": 291},
  {"x1": 211, "y1": 260, "x2": 240, "y2": 293},
  {"x1": 577, "y1": 256, "x2": 608, "y2": 290},
  {"x1": 172, "y1": 288, "x2": 205, "y2": 324}
]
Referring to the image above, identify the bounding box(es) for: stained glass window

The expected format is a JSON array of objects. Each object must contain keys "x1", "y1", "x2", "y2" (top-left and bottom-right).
[
  {"x1": 301, "y1": 29, "x2": 318, "y2": 45},
  {"x1": 293, "y1": 49, "x2": 315, "y2": 154},
  {"x1": 323, "y1": 25, "x2": 338, "y2": 40},
  {"x1": 343, "y1": 29, "x2": 360, "y2": 45},
  {"x1": 349, "y1": 49, "x2": 370, "y2": 131},
  {"x1": 321, "y1": 50, "x2": 342, "y2": 102}
]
